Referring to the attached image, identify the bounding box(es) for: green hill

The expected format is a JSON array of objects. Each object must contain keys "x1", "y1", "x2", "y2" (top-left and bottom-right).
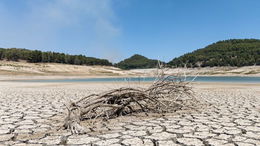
[
  {"x1": 168, "y1": 39, "x2": 260, "y2": 67},
  {"x1": 116, "y1": 54, "x2": 159, "y2": 70},
  {"x1": 0, "y1": 48, "x2": 112, "y2": 66}
]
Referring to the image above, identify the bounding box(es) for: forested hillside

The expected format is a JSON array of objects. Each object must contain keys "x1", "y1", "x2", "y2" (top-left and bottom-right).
[
  {"x1": 168, "y1": 39, "x2": 260, "y2": 67},
  {"x1": 116, "y1": 54, "x2": 159, "y2": 69},
  {"x1": 1, "y1": 39, "x2": 260, "y2": 69},
  {"x1": 0, "y1": 48, "x2": 112, "y2": 66}
]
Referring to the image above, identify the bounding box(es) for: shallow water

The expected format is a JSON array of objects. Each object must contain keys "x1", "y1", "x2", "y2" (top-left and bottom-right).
[{"x1": 12, "y1": 76, "x2": 260, "y2": 83}]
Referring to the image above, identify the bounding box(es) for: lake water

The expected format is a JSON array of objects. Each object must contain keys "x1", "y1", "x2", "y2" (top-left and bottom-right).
[{"x1": 13, "y1": 76, "x2": 260, "y2": 83}]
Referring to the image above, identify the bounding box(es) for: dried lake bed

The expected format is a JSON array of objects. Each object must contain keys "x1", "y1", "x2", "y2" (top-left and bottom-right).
[{"x1": 0, "y1": 81, "x2": 259, "y2": 145}]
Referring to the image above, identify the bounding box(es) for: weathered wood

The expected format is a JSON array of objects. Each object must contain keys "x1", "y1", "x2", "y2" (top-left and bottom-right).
[{"x1": 63, "y1": 67, "x2": 195, "y2": 134}]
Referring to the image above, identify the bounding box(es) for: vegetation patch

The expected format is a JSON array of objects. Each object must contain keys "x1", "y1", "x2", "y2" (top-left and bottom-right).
[
  {"x1": 0, "y1": 48, "x2": 112, "y2": 66},
  {"x1": 116, "y1": 54, "x2": 160, "y2": 70},
  {"x1": 168, "y1": 39, "x2": 260, "y2": 67}
]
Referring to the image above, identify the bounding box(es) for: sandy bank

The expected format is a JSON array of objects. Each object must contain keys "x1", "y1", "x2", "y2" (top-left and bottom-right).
[{"x1": 0, "y1": 61, "x2": 260, "y2": 81}]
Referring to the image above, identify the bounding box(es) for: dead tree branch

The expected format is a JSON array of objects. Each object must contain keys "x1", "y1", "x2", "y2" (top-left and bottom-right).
[{"x1": 63, "y1": 65, "x2": 196, "y2": 134}]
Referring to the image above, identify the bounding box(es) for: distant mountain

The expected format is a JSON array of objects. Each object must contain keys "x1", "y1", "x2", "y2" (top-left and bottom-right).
[
  {"x1": 168, "y1": 39, "x2": 260, "y2": 67},
  {"x1": 116, "y1": 54, "x2": 159, "y2": 70},
  {"x1": 0, "y1": 48, "x2": 112, "y2": 66}
]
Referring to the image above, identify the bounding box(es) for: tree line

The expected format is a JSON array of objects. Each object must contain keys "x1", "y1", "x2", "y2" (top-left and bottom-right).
[
  {"x1": 1, "y1": 39, "x2": 260, "y2": 69},
  {"x1": 0, "y1": 48, "x2": 112, "y2": 66},
  {"x1": 168, "y1": 39, "x2": 260, "y2": 67}
]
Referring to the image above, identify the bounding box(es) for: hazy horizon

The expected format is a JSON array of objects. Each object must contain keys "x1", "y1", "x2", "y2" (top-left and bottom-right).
[{"x1": 1, "y1": 0, "x2": 260, "y2": 62}]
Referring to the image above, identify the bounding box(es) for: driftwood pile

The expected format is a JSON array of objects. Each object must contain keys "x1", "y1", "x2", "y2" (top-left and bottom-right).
[{"x1": 63, "y1": 67, "x2": 195, "y2": 134}]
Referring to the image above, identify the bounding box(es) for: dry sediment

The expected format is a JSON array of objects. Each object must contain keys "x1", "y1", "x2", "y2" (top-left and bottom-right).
[{"x1": 0, "y1": 82, "x2": 259, "y2": 145}]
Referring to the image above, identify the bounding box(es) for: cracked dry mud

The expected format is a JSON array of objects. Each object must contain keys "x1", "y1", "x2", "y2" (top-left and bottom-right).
[{"x1": 0, "y1": 82, "x2": 259, "y2": 146}]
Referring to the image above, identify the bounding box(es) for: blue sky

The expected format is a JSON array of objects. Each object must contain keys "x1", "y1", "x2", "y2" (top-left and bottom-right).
[{"x1": 0, "y1": 0, "x2": 260, "y2": 62}]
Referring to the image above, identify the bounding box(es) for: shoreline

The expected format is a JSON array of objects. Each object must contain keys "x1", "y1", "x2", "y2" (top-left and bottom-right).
[
  {"x1": 1, "y1": 80, "x2": 260, "y2": 88},
  {"x1": 1, "y1": 74, "x2": 260, "y2": 81},
  {"x1": 0, "y1": 61, "x2": 260, "y2": 80},
  {"x1": 1, "y1": 80, "x2": 260, "y2": 90}
]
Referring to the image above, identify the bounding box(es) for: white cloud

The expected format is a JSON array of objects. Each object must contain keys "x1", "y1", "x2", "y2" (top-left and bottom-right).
[{"x1": 0, "y1": 0, "x2": 121, "y2": 61}]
